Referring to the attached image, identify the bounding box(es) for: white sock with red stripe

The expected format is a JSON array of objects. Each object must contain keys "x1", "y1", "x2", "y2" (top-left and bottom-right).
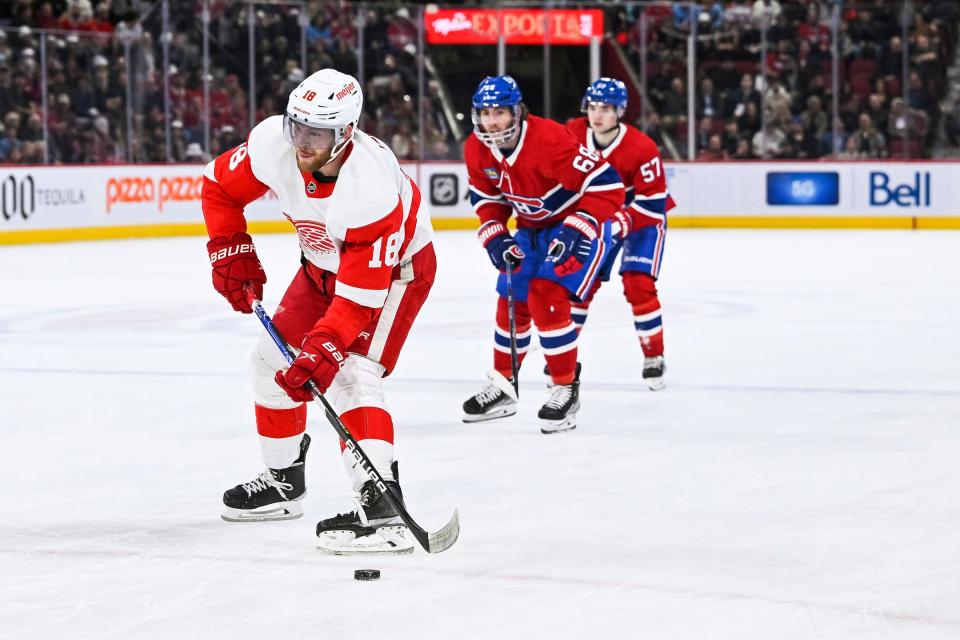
[{"x1": 255, "y1": 404, "x2": 307, "y2": 468}]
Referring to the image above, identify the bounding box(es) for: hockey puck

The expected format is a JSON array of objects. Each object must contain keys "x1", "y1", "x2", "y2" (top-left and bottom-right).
[{"x1": 354, "y1": 569, "x2": 380, "y2": 581}]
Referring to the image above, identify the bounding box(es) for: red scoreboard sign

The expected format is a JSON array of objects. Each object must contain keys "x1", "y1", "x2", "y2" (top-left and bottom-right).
[{"x1": 424, "y1": 8, "x2": 605, "y2": 46}]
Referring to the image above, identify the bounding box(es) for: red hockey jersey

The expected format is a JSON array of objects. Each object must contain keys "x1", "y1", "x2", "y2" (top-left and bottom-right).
[
  {"x1": 464, "y1": 114, "x2": 625, "y2": 229},
  {"x1": 566, "y1": 117, "x2": 674, "y2": 228}
]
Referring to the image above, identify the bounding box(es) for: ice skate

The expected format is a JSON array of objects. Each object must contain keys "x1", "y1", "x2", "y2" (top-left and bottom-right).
[
  {"x1": 539, "y1": 368, "x2": 580, "y2": 434},
  {"x1": 462, "y1": 370, "x2": 518, "y2": 422},
  {"x1": 221, "y1": 433, "x2": 310, "y2": 522},
  {"x1": 643, "y1": 355, "x2": 666, "y2": 391},
  {"x1": 316, "y1": 463, "x2": 414, "y2": 555}
]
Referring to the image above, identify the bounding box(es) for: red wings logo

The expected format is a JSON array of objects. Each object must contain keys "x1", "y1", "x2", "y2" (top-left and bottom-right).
[{"x1": 284, "y1": 214, "x2": 337, "y2": 255}]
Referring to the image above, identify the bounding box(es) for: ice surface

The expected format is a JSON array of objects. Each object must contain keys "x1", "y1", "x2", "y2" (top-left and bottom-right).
[{"x1": 2, "y1": 230, "x2": 959, "y2": 639}]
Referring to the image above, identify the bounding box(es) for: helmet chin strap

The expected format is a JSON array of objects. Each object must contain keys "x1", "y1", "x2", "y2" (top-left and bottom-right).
[{"x1": 322, "y1": 125, "x2": 354, "y2": 166}]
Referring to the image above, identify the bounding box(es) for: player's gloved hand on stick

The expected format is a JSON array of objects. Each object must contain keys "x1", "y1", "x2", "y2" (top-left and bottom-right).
[
  {"x1": 207, "y1": 232, "x2": 266, "y2": 314},
  {"x1": 547, "y1": 211, "x2": 598, "y2": 276},
  {"x1": 478, "y1": 220, "x2": 524, "y2": 272},
  {"x1": 274, "y1": 329, "x2": 347, "y2": 402}
]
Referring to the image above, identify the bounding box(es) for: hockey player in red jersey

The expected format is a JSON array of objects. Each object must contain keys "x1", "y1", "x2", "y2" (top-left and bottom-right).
[
  {"x1": 566, "y1": 78, "x2": 673, "y2": 390},
  {"x1": 201, "y1": 68, "x2": 435, "y2": 554},
  {"x1": 461, "y1": 75, "x2": 625, "y2": 433}
]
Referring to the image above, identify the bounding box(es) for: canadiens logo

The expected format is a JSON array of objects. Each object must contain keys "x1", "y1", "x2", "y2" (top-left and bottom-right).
[
  {"x1": 483, "y1": 167, "x2": 498, "y2": 181},
  {"x1": 306, "y1": 182, "x2": 317, "y2": 194}
]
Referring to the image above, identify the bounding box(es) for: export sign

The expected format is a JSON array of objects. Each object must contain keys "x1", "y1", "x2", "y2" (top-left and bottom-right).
[{"x1": 424, "y1": 8, "x2": 604, "y2": 45}]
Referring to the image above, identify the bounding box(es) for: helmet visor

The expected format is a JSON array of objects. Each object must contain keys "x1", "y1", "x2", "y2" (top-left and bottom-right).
[{"x1": 283, "y1": 114, "x2": 338, "y2": 150}]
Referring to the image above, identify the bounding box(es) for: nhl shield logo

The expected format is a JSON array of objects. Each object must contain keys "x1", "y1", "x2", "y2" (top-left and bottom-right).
[
  {"x1": 306, "y1": 182, "x2": 317, "y2": 194},
  {"x1": 429, "y1": 173, "x2": 459, "y2": 207}
]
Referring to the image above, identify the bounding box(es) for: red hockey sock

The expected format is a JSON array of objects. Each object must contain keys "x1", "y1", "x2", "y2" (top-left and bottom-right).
[
  {"x1": 623, "y1": 273, "x2": 664, "y2": 357},
  {"x1": 255, "y1": 403, "x2": 307, "y2": 438},
  {"x1": 529, "y1": 278, "x2": 578, "y2": 385},
  {"x1": 493, "y1": 296, "x2": 531, "y2": 379}
]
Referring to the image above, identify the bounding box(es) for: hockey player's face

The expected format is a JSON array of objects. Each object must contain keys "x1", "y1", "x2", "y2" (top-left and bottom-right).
[
  {"x1": 478, "y1": 107, "x2": 514, "y2": 134},
  {"x1": 587, "y1": 103, "x2": 618, "y2": 133}
]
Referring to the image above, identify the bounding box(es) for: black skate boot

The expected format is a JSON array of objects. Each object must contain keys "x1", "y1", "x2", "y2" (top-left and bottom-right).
[
  {"x1": 221, "y1": 433, "x2": 310, "y2": 522},
  {"x1": 544, "y1": 361, "x2": 581, "y2": 388},
  {"x1": 538, "y1": 367, "x2": 581, "y2": 434},
  {"x1": 462, "y1": 374, "x2": 517, "y2": 422},
  {"x1": 315, "y1": 462, "x2": 413, "y2": 555},
  {"x1": 643, "y1": 355, "x2": 666, "y2": 391}
]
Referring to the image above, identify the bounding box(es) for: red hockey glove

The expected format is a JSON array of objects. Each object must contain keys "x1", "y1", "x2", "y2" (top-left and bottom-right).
[
  {"x1": 613, "y1": 209, "x2": 633, "y2": 240},
  {"x1": 478, "y1": 220, "x2": 524, "y2": 271},
  {"x1": 274, "y1": 329, "x2": 347, "y2": 402},
  {"x1": 207, "y1": 232, "x2": 266, "y2": 314},
  {"x1": 547, "y1": 212, "x2": 599, "y2": 276}
]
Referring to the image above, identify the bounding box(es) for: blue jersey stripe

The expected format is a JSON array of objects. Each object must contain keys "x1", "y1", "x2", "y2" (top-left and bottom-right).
[
  {"x1": 539, "y1": 330, "x2": 578, "y2": 350},
  {"x1": 634, "y1": 317, "x2": 663, "y2": 332},
  {"x1": 582, "y1": 164, "x2": 623, "y2": 191}
]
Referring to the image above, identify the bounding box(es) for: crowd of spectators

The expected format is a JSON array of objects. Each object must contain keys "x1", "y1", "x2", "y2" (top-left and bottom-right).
[
  {"x1": 616, "y1": 0, "x2": 959, "y2": 159},
  {"x1": 2, "y1": 1, "x2": 959, "y2": 165},
  {"x1": 0, "y1": 0, "x2": 456, "y2": 165}
]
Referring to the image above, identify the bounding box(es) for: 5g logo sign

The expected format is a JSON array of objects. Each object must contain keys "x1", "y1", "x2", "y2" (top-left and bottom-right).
[{"x1": 1, "y1": 174, "x2": 36, "y2": 221}]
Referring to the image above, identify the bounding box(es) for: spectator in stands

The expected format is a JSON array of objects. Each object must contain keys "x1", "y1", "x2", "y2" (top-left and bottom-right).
[
  {"x1": 752, "y1": 120, "x2": 785, "y2": 158},
  {"x1": 887, "y1": 97, "x2": 927, "y2": 142},
  {"x1": 906, "y1": 70, "x2": 933, "y2": 112},
  {"x1": 877, "y1": 36, "x2": 904, "y2": 83},
  {"x1": 0, "y1": 112, "x2": 23, "y2": 161},
  {"x1": 837, "y1": 134, "x2": 863, "y2": 160},
  {"x1": 660, "y1": 77, "x2": 687, "y2": 129},
  {"x1": 695, "y1": 116, "x2": 714, "y2": 153},
  {"x1": 731, "y1": 137, "x2": 753, "y2": 159},
  {"x1": 783, "y1": 117, "x2": 819, "y2": 159},
  {"x1": 797, "y1": 5, "x2": 830, "y2": 45},
  {"x1": 737, "y1": 100, "x2": 762, "y2": 138},
  {"x1": 851, "y1": 112, "x2": 887, "y2": 158},
  {"x1": 764, "y1": 75, "x2": 792, "y2": 119},
  {"x1": 723, "y1": 73, "x2": 760, "y2": 119},
  {"x1": 391, "y1": 119, "x2": 416, "y2": 160},
  {"x1": 800, "y1": 95, "x2": 829, "y2": 140},
  {"x1": 58, "y1": 0, "x2": 95, "y2": 32},
  {"x1": 641, "y1": 112, "x2": 666, "y2": 151},
  {"x1": 0, "y1": 64, "x2": 11, "y2": 118},
  {"x1": 752, "y1": 0, "x2": 782, "y2": 25},
  {"x1": 911, "y1": 33, "x2": 939, "y2": 81},
  {"x1": 698, "y1": 133, "x2": 727, "y2": 160},
  {"x1": 696, "y1": 77, "x2": 721, "y2": 119},
  {"x1": 721, "y1": 120, "x2": 741, "y2": 156}
]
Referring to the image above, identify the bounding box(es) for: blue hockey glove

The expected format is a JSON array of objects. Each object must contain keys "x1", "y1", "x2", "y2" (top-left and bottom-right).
[
  {"x1": 547, "y1": 212, "x2": 598, "y2": 276},
  {"x1": 478, "y1": 220, "x2": 524, "y2": 271}
]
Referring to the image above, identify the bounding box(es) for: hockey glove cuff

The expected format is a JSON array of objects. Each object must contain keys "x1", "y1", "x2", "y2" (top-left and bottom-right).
[
  {"x1": 478, "y1": 220, "x2": 524, "y2": 271},
  {"x1": 547, "y1": 212, "x2": 598, "y2": 276}
]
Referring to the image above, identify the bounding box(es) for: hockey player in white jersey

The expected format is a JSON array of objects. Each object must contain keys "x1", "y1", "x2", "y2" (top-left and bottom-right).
[{"x1": 201, "y1": 69, "x2": 436, "y2": 554}]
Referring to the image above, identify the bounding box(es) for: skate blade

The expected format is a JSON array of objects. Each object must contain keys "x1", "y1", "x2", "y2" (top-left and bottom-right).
[
  {"x1": 221, "y1": 501, "x2": 303, "y2": 522},
  {"x1": 645, "y1": 377, "x2": 665, "y2": 391},
  {"x1": 540, "y1": 417, "x2": 577, "y2": 434},
  {"x1": 462, "y1": 406, "x2": 517, "y2": 423},
  {"x1": 316, "y1": 526, "x2": 415, "y2": 556}
]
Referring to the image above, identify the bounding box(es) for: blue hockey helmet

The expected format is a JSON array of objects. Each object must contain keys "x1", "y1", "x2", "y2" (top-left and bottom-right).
[
  {"x1": 471, "y1": 75, "x2": 524, "y2": 149},
  {"x1": 581, "y1": 77, "x2": 628, "y2": 117}
]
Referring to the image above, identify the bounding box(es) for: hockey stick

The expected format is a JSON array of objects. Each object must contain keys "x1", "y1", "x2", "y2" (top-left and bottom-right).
[
  {"x1": 503, "y1": 257, "x2": 520, "y2": 399},
  {"x1": 243, "y1": 287, "x2": 459, "y2": 554}
]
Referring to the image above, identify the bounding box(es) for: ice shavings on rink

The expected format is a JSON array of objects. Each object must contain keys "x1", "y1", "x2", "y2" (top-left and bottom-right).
[{"x1": 1, "y1": 229, "x2": 959, "y2": 639}]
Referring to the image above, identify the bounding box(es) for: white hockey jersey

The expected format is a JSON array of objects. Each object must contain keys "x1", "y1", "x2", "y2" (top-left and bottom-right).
[{"x1": 202, "y1": 115, "x2": 433, "y2": 308}]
